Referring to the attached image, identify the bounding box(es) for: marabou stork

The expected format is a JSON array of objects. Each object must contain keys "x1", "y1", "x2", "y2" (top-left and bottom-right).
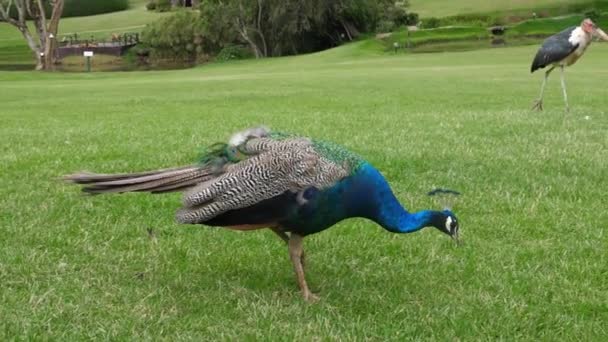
[{"x1": 531, "y1": 18, "x2": 608, "y2": 111}]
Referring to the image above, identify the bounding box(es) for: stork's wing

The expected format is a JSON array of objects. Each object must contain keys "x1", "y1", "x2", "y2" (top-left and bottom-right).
[
  {"x1": 531, "y1": 26, "x2": 577, "y2": 72},
  {"x1": 176, "y1": 135, "x2": 349, "y2": 224}
]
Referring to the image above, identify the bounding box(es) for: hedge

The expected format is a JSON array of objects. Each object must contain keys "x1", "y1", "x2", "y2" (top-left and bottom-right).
[
  {"x1": 5, "y1": 0, "x2": 129, "y2": 19},
  {"x1": 61, "y1": 0, "x2": 129, "y2": 18}
]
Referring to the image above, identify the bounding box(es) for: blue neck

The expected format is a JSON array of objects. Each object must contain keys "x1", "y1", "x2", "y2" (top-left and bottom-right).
[
  {"x1": 376, "y1": 201, "x2": 437, "y2": 234},
  {"x1": 355, "y1": 164, "x2": 439, "y2": 234}
]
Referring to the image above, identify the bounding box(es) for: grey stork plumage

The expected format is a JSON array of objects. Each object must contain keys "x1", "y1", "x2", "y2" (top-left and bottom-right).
[{"x1": 531, "y1": 18, "x2": 608, "y2": 111}]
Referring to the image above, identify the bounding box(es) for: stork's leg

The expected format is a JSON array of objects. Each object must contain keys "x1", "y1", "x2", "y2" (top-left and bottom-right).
[
  {"x1": 288, "y1": 233, "x2": 318, "y2": 302},
  {"x1": 559, "y1": 65, "x2": 569, "y2": 112},
  {"x1": 532, "y1": 66, "x2": 555, "y2": 111}
]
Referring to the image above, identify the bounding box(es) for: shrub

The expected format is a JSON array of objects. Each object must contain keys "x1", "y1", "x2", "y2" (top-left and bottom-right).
[
  {"x1": 584, "y1": 9, "x2": 600, "y2": 22},
  {"x1": 376, "y1": 20, "x2": 395, "y2": 33},
  {"x1": 7, "y1": 0, "x2": 128, "y2": 19},
  {"x1": 405, "y1": 13, "x2": 419, "y2": 26},
  {"x1": 155, "y1": 0, "x2": 172, "y2": 12},
  {"x1": 422, "y1": 17, "x2": 441, "y2": 29},
  {"x1": 385, "y1": 5, "x2": 409, "y2": 27},
  {"x1": 141, "y1": 11, "x2": 206, "y2": 61},
  {"x1": 215, "y1": 45, "x2": 253, "y2": 62},
  {"x1": 62, "y1": 0, "x2": 129, "y2": 17},
  {"x1": 146, "y1": 1, "x2": 157, "y2": 11}
]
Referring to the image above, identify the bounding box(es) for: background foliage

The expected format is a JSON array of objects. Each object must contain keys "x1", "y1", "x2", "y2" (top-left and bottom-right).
[
  {"x1": 141, "y1": 10, "x2": 205, "y2": 62},
  {"x1": 141, "y1": 0, "x2": 418, "y2": 60},
  {"x1": 61, "y1": 0, "x2": 129, "y2": 17},
  {"x1": 3, "y1": 0, "x2": 129, "y2": 18}
]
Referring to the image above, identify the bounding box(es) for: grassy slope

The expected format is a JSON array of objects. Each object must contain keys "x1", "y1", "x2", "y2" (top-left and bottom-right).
[
  {"x1": 1, "y1": 43, "x2": 607, "y2": 339},
  {"x1": 0, "y1": 0, "x2": 167, "y2": 66},
  {"x1": 409, "y1": 0, "x2": 590, "y2": 18},
  {"x1": 375, "y1": 13, "x2": 608, "y2": 54}
]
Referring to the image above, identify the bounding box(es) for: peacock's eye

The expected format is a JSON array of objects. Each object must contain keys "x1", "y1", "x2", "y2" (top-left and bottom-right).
[{"x1": 445, "y1": 216, "x2": 453, "y2": 232}]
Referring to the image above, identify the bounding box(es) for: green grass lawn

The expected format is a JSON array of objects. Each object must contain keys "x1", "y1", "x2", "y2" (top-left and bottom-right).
[
  {"x1": 1, "y1": 43, "x2": 607, "y2": 339},
  {"x1": 409, "y1": 0, "x2": 591, "y2": 18}
]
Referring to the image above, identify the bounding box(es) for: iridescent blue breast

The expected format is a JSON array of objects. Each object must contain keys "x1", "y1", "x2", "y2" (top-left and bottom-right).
[{"x1": 279, "y1": 163, "x2": 389, "y2": 235}]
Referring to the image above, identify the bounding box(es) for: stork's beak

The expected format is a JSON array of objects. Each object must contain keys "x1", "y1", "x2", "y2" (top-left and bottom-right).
[{"x1": 594, "y1": 27, "x2": 608, "y2": 41}]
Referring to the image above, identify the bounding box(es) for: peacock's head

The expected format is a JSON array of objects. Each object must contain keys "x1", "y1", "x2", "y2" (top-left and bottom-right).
[
  {"x1": 427, "y1": 188, "x2": 461, "y2": 244},
  {"x1": 430, "y1": 210, "x2": 460, "y2": 243}
]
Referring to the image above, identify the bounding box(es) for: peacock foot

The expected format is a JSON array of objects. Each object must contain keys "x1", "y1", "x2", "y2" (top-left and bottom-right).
[
  {"x1": 303, "y1": 291, "x2": 320, "y2": 302},
  {"x1": 531, "y1": 99, "x2": 543, "y2": 111}
]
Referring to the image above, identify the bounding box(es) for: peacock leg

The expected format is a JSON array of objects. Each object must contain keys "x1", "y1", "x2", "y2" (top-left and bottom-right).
[
  {"x1": 288, "y1": 234, "x2": 318, "y2": 302},
  {"x1": 270, "y1": 227, "x2": 289, "y2": 243},
  {"x1": 271, "y1": 227, "x2": 306, "y2": 268}
]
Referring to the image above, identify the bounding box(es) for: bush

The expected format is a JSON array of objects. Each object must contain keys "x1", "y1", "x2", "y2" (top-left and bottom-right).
[
  {"x1": 405, "y1": 13, "x2": 419, "y2": 26},
  {"x1": 142, "y1": 11, "x2": 206, "y2": 61},
  {"x1": 376, "y1": 20, "x2": 395, "y2": 33},
  {"x1": 146, "y1": 1, "x2": 157, "y2": 11},
  {"x1": 385, "y1": 5, "x2": 409, "y2": 27},
  {"x1": 584, "y1": 9, "x2": 601, "y2": 22},
  {"x1": 7, "y1": 0, "x2": 128, "y2": 19},
  {"x1": 422, "y1": 17, "x2": 441, "y2": 29},
  {"x1": 215, "y1": 45, "x2": 254, "y2": 62},
  {"x1": 62, "y1": 0, "x2": 129, "y2": 17},
  {"x1": 155, "y1": 0, "x2": 172, "y2": 12}
]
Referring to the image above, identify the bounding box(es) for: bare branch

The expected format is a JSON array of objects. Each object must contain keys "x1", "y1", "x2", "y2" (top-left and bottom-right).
[
  {"x1": 25, "y1": 0, "x2": 33, "y2": 17},
  {"x1": 31, "y1": 0, "x2": 47, "y2": 48},
  {"x1": 0, "y1": 0, "x2": 15, "y2": 22},
  {"x1": 15, "y1": 0, "x2": 26, "y2": 23},
  {"x1": 35, "y1": 0, "x2": 46, "y2": 21},
  {"x1": 0, "y1": 0, "x2": 26, "y2": 30}
]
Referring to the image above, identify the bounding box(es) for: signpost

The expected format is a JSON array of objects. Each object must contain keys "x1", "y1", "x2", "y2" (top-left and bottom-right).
[{"x1": 83, "y1": 51, "x2": 93, "y2": 72}]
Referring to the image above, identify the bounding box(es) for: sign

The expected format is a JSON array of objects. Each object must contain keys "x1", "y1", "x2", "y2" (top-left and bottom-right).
[{"x1": 83, "y1": 51, "x2": 94, "y2": 57}]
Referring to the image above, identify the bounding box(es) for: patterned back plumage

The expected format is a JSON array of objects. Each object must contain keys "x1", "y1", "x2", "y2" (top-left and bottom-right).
[{"x1": 177, "y1": 128, "x2": 362, "y2": 225}]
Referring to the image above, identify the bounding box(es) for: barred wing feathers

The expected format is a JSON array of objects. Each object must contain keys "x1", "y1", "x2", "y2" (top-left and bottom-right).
[{"x1": 177, "y1": 136, "x2": 350, "y2": 224}]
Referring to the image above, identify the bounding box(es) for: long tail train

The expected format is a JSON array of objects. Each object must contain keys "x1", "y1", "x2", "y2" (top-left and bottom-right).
[{"x1": 63, "y1": 165, "x2": 213, "y2": 194}]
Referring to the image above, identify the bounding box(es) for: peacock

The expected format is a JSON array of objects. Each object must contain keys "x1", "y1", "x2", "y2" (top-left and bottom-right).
[{"x1": 64, "y1": 126, "x2": 460, "y2": 301}]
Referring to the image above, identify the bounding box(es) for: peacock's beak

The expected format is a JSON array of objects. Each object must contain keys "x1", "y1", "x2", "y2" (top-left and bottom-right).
[
  {"x1": 594, "y1": 27, "x2": 608, "y2": 41},
  {"x1": 452, "y1": 228, "x2": 460, "y2": 245}
]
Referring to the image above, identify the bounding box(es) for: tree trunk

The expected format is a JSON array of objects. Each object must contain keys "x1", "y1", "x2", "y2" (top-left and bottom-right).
[
  {"x1": 0, "y1": 0, "x2": 64, "y2": 71},
  {"x1": 235, "y1": 1, "x2": 267, "y2": 58},
  {"x1": 254, "y1": 0, "x2": 267, "y2": 57},
  {"x1": 43, "y1": 0, "x2": 65, "y2": 70},
  {"x1": 340, "y1": 19, "x2": 353, "y2": 41},
  {"x1": 236, "y1": 23, "x2": 263, "y2": 58},
  {"x1": 23, "y1": 27, "x2": 44, "y2": 70}
]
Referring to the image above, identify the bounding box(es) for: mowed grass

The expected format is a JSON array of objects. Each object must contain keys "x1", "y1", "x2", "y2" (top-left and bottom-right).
[
  {"x1": 1, "y1": 44, "x2": 607, "y2": 339},
  {"x1": 409, "y1": 0, "x2": 590, "y2": 18}
]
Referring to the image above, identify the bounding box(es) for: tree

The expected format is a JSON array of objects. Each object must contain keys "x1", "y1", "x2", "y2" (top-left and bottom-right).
[
  {"x1": 0, "y1": 0, "x2": 65, "y2": 70},
  {"x1": 200, "y1": 0, "x2": 326, "y2": 58},
  {"x1": 192, "y1": 0, "x2": 417, "y2": 59},
  {"x1": 141, "y1": 10, "x2": 207, "y2": 61}
]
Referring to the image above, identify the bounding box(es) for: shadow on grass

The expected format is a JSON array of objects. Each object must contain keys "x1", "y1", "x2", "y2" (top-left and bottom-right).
[{"x1": 0, "y1": 64, "x2": 36, "y2": 71}]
